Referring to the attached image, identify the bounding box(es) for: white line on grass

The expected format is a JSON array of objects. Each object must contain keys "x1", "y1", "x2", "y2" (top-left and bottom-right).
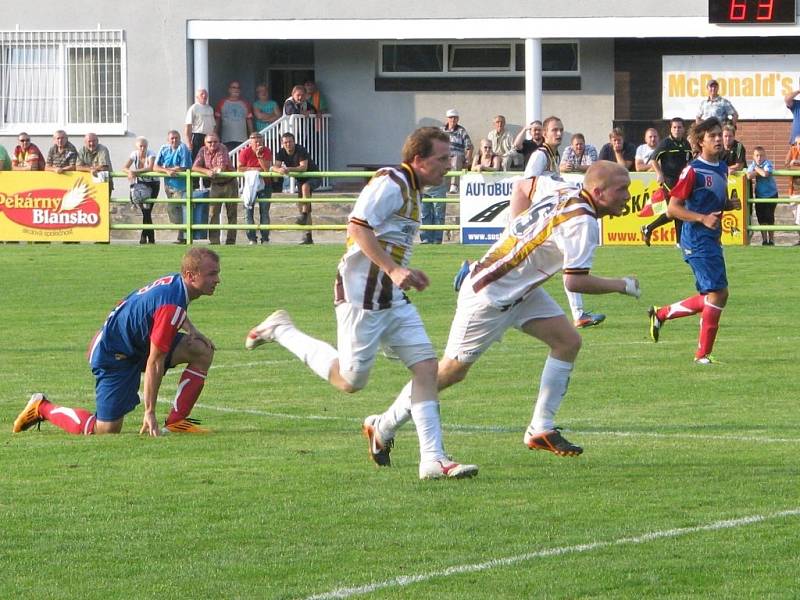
[
  {"x1": 302, "y1": 508, "x2": 800, "y2": 600},
  {"x1": 170, "y1": 400, "x2": 800, "y2": 444}
]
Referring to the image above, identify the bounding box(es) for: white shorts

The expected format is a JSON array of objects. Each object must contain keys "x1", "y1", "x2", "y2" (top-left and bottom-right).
[
  {"x1": 444, "y1": 285, "x2": 564, "y2": 363},
  {"x1": 335, "y1": 302, "x2": 435, "y2": 374}
]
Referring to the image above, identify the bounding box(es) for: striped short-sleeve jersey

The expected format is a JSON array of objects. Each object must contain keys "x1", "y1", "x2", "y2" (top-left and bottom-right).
[
  {"x1": 335, "y1": 163, "x2": 421, "y2": 310},
  {"x1": 469, "y1": 178, "x2": 599, "y2": 309}
]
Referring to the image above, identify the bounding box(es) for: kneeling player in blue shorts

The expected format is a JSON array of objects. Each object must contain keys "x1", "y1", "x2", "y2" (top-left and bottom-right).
[
  {"x1": 648, "y1": 117, "x2": 741, "y2": 365},
  {"x1": 12, "y1": 248, "x2": 220, "y2": 436}
]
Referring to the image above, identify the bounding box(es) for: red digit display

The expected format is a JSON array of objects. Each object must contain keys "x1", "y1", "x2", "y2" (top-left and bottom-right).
[{"x1": 709, "y1": 0, "x2": 795, "y2": 23}]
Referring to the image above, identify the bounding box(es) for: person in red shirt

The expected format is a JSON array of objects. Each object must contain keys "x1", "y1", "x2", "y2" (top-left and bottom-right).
[
  {"x1": 238, "y1": 133, "x2": 273, "y2": 244},
  {"x1": 12, "y1": 132, "x2": 45, "y2": 170}
]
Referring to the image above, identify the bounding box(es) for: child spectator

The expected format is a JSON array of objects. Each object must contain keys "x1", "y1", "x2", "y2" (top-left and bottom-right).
[{"x1": 747, "y1": 146, "x2": 778, "y2": 246}]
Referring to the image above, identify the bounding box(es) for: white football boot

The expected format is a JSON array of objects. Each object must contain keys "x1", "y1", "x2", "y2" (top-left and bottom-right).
[
  {"x1": 245, "y1": 309, "x2": 293, "y2": 349},
  {"x1": 419, "y1": 458, "x2": 479, "y2": 480}
]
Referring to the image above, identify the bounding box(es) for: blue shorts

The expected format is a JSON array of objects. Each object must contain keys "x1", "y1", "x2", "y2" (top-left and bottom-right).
[
  {"x1": 92, "y1": 334, "x2": 183, "y2": 422},
  {"x1": 685, "y1": 252, "x2": 728, "y2": 294}
]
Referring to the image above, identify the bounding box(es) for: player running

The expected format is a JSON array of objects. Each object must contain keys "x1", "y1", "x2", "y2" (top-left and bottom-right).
[
  {"x1": 12, "y1": 248, "x2": 220, "y2": 436},
  {"x1": 245, "y1": 127, "x2": 478, "y2": 480},
  {"x1": 648, "y1": 117, "x2": 740, "y2": 364},
  {"x1": 364, "y1": 161, "x2": 642, "y2": 464}
]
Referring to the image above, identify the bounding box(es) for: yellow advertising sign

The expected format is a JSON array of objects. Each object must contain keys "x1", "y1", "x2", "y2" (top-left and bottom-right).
[
  {"x1": 0, "y1": 172, "x2": 110, "y2": 242},
  {"x1": 603, "y1": 173, "x2": 746, "y2": 246}
]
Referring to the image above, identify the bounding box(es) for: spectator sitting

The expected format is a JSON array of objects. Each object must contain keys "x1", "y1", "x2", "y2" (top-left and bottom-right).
[
  {"x1": 471, "y1": 139, "x2": 501, "y2": 172},
  {"x1": 747, "y1": 146, "x2": 778, "y2": 246},
  {"x1": 123, "y1": 137, "x2": 159, "y2": 245},
  {"x1": 184, "y1": 88, "x2": 216, "y2": 160},
  {"x1": 784, "y1": 135, "x2": 800, "y2": 245},
  {"x1": 192, "y1": 133, "x2": 239, "y2": 246},
  {"x1": 487, "y1": 115, "x2": 521, "y2": 171},
  {"x1": 598, "y1": 127, "x2": 636, "y2": 171},
  {"x1": 721, "y1": 124, "x2": 746, "y2": 174},
  {"x1": 512, "y1": 120, "x2": 544, "y2": 167},
  {"x1": 45, "y1": 130, "x2": 78, "y2": 174},
  {"x1": 696, "y1": 79, "x2": 738, "y2": 127},
  {"x1": 76, "y1": 133, "x2": 113, "y2": 186},
  {"x1": 11, "y1": 133, "x2": 44, "y2": 171},
  {"x1": 559, "y1": 133, "x2": 597, "y2": 174},
  {"x1": 304, "y1": 80, "x2": 328, "y2": 113},
  {"x1": 215, "y1": 80, "x2": 253, "y2": 152},
  {"x1": 272, "y1": 131, "x2": 320, "y2": 245},
  {"x1": 284, "y1": 85, "x2": 316, "y2": 116},
  {"x1": 635, "y1": 128, "x2": 660, "y2": 172},
  {"x1": 443, "y1": 108, "x2": 473, "y2": 193},
  {"x1": 154, "y1": 130, "x2": 193, "y2": 244},
  {"x1": 238, "y1": 132, "x2": 273, "y2": 245},
  {"x1": 253, "y1": 83, "x2": 281, "y2": 132}
]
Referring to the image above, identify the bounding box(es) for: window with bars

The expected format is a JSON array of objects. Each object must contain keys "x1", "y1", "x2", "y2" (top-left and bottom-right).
[{"x1": 0, "y1": 30, "x2": 126, "y2": 134}]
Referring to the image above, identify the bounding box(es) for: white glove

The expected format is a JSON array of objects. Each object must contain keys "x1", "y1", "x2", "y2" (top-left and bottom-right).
[{"x1": 623, "y1": 277, "x2": 641, "y2": 299}]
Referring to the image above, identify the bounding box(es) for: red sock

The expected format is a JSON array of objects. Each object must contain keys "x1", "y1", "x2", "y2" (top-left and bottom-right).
[
  {"x1": 39, "y1": 400, "x2": 96, "y2": 435},
  {"x1": 696, "y1": 300, "x2": 723, "y2": 359},
  {"x1": 657, "y1": 294, "x2": 705, "y2": 321},
  {"x1": 165, "y1": 367, "x2": 207, "y2": 425}
]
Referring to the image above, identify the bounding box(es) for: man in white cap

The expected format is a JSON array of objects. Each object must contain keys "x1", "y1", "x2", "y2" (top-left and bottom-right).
[{"x1": 443, "y1": 108, "x2": 473, "y2": 193}]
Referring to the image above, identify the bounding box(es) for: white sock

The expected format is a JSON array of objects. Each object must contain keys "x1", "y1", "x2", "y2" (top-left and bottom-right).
[
  {"x1": 530, "y1": 356, "x2": 574, "y2": 432},
  {"x1": 410, "y1": 400, "x2": 445, "y2": 463},
  {"x1": 565, "y1": 288, "x2": 584, "y2": 320},
  {"x1": 378, "y1": 380, "x2": 413, "y2": 439},
  {"x1": 275, "y1": 326, "x2": 338, "y2": 381}
]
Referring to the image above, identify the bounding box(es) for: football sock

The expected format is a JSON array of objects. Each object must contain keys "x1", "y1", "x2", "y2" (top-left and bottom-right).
[
  {"x1": 657, "y1": 294, "x2": 705, "y2": 322},
  {"x1": 39, "y1": 400, "x2": 96, "y2": 435},
  {"x1": 530, "y1": 356, "x2": 574, "y2": 432},
  {"x1": 275, "y1": 326, "x2": 338, "y2": 381},
  {"x1": 165, "y1": 366, "x2": 206, "y2": 425},
  {"x1": 696, "y1": 298, "x2": 723, "y2": 358},
  {"x1": 410, "y1": 400, "x2": 446, "y2": 463},
  {"x1": 379, "y1": 380, "x2": 413, "y2": 438},
  {"x1": 647, "y1": 213, "x2": 671, "y2": 231},
  {"x1": 565, "y1": 288, "x2": 584, "y2": 321}
]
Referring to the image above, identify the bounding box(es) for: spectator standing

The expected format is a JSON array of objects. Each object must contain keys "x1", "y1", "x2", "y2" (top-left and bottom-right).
[
  {"x1": 747, "y1": 146, "x2": 778, "y2": 246},
  {"x1": 283, "y1": 85, "x2": 316, "y2": 116},
  {"x1": 215, "y1": 80, "x2": 253, "y2": 152},
  {"x1": 420, "y1": 182, "x2": 447, "y2": 245},
  {"x1": 124, "y1": 137, "x2": 159, "y2": 245},
  {"x1": 642, "y1": 117, "x2": 693, "y2": 246},
  {"x1": 559, "y1": 133, "x2": 597, "y2": 174},
  {"x1": 238, "y1": 132, "x2": 273, "y2": 245},
  {"x1": 471, "y1": 139, "x2": 501, "y2": 172},
  {"x1": 598, "y1": 128, "x2": 636, "y2": 171},
  {"x1": 635, "y1": 128, "x2": 660, "y2": 172},
  {"x1": 192, "y1": 134, "x2": 239, "y2": 246},
  {"x1": 721, "y1": 124, "x2": 746, "y2": 174},
  {"x1": 11, "y1": 133, "x2": 44, "y2": 170},
  {"x1": 487, "y1": 115, "x2": 521, "y2": 171},
  {"x1": 696, "y1": 79, "x2": 738, "y2": 126},
  {"x1": 513, "y1": 120, "x2": 544, "y2": 167},
  {"x1": 45, "y1": 130, "x2": 78, "y2": 174},
  {"x1": 0, "y1": 144, "x2": 10, "y2": 170},
  {"x1": 785, "y1": 135, "x2": 800, "y2": 245},
  {"x1": 184, "y1": 89, "x2": 216, "y2": 160},
  {"x1": 783, "y1": 81, "x2": 800, "y2": 144},
  {"x1": 252, "y1": 83, "x2": 281, "y2": 131},
  {"x1": 273, "y1": 132, "x2": 320, "y2": 245},
  {"x1": 76, "y1": 133, "x2": 112, "y2": 184},
  {"x1": 443, "y1": 108, "x2": 473, "y2": 194},
  {"x1": 154, "y1": 130, "x2": 193, "y2": 244},
  {"x1": 304, "y1": 80, "x2": 328, "y2": 113}
]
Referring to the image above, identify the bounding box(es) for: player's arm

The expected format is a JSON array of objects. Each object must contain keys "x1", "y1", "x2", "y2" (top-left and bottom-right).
[
  {"x1": 563, "y1": 272, "x2": 640, "y2": 297},
  {"x1": 140, "y1": 340, "x2": 167, "y2": 437},
  {"x1": 667, "y1": 196, "x2": 720, "y2": 230},
  {"x1": 347, "y1": 220, "x2": 428, "y2": 291},
  {"x1": 180, "y1": 315, "x2": 215, "y2": 351},
  {"x1": 509, "y1": 178, "x2": 534, "y2": 218}
]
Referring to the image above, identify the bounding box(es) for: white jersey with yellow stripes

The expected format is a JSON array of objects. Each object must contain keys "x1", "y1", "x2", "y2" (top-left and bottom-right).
[
  {"x1": 335, "y1": 163, "x2": 421, "y2": 310},
  {"x1": 468, "y1": 179, "x2": 599, "y2": 309}
]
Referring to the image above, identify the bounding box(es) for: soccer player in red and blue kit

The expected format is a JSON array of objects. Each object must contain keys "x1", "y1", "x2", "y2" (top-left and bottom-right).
[
  {"x1": 12, "y1": 248, "x2": 220, "y2": 436},
  {"x1": 648, "y1": 117, "x2": 740, "y2": 365}
]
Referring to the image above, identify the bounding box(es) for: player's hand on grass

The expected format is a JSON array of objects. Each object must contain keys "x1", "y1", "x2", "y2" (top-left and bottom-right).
[
  {"x1": 140, "y1": 411, "x2": 160, "y2": 437},
  {"x1": 622, "y1": 277, "x2": 641, "y2": 299}
]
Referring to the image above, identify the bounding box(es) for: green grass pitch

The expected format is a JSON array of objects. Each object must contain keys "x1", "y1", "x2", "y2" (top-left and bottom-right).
[{"x1": 2, "y1": 243, "x2": 799, "y2": 599}]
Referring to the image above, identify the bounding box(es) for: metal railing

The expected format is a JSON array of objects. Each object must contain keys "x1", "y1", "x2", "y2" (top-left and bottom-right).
[{"x1": 745, "y1": 168, "x2": 800, "y2": 238}]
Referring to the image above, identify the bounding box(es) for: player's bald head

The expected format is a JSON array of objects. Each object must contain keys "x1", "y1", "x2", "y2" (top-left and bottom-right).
[
  {"x1": 584, "y1": 160, "x2": 631, "y2": 217},
  {"x1": 584, "y1": 160, "x2": 629, "y2": 190},
  {"x1": 181, "y1": 247, "x2": 219, "y2": 276}
]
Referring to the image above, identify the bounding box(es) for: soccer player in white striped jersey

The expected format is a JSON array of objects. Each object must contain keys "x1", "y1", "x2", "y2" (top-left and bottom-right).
[
  {"x1": 368, "y1": 161, "x2": 641, "y2": 460},
  {"x1": 245, "y1": 127, "x2": 477, "y2": 480}
]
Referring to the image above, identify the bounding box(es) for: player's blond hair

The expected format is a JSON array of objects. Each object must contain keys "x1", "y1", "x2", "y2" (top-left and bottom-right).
[
  {"x1": 401, "y1": 127, "x2": 450, "y2": 163},
  {"x1": 181, "y1": 247, "x2": 219, "y2": 275}
]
